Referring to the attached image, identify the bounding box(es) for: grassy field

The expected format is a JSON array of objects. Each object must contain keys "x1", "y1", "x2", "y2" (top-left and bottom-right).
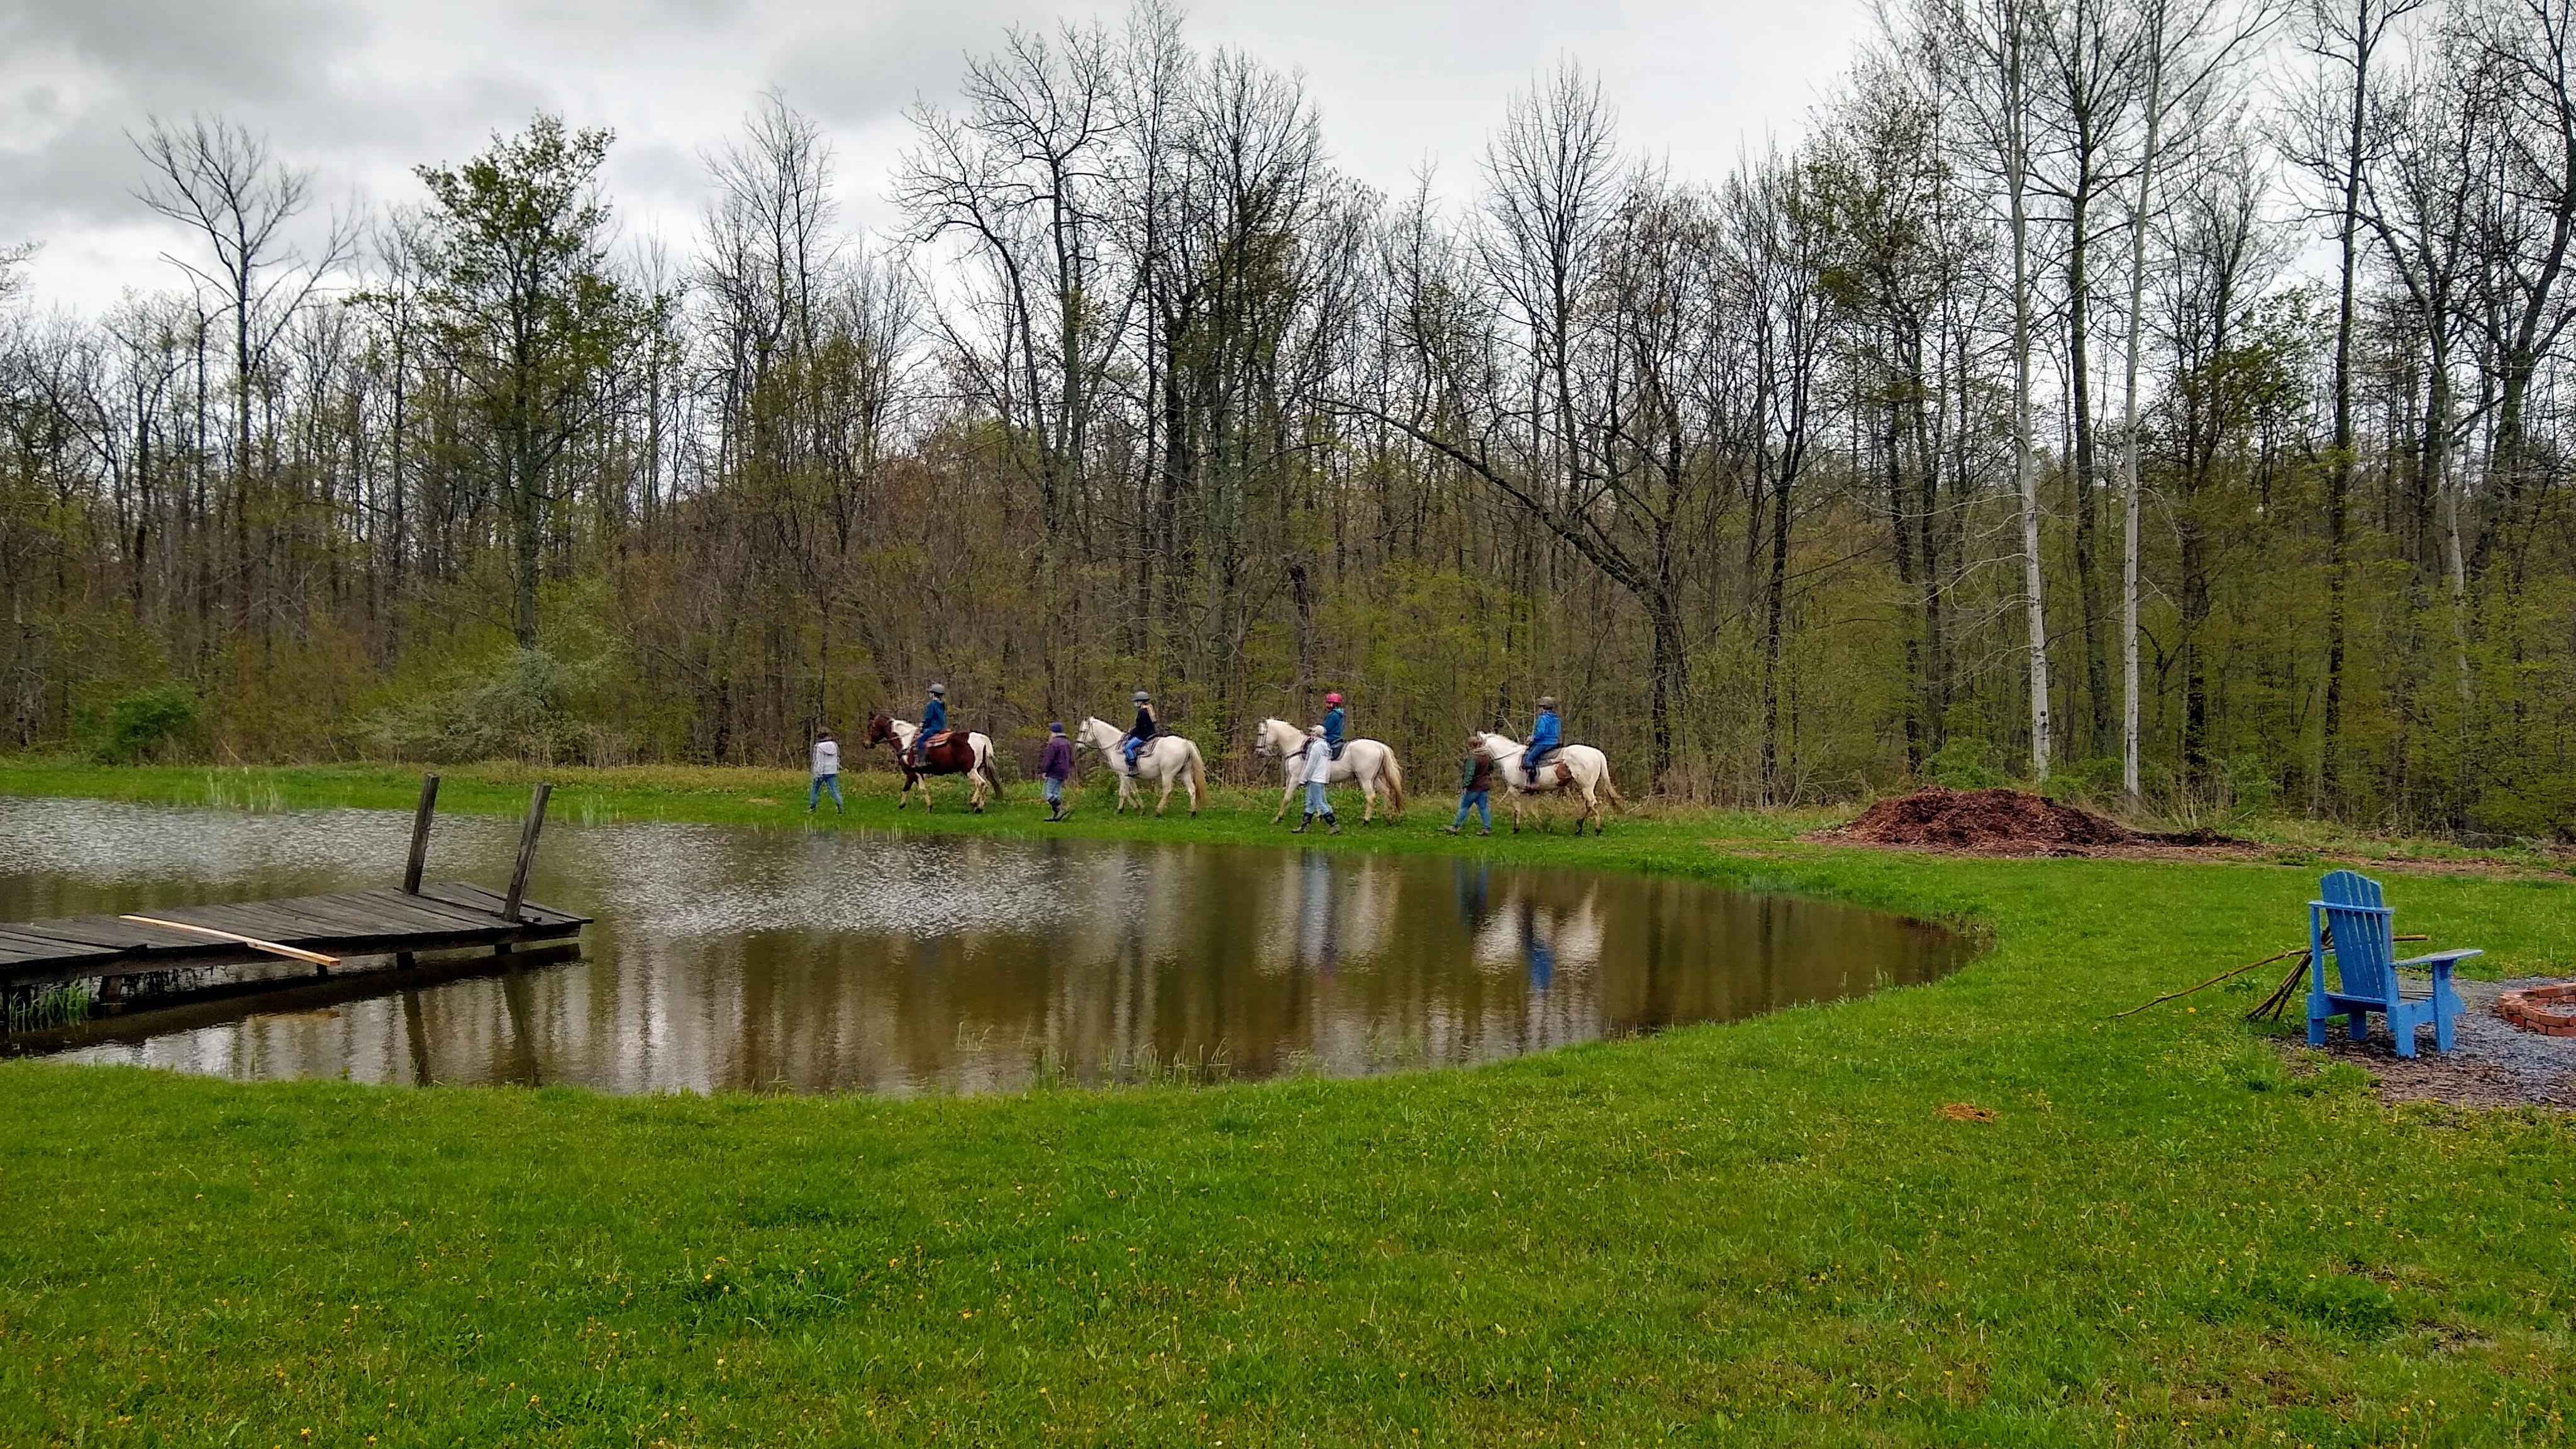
[{"x1": 0, "y1": 760, "x2": 2571, "y2": 1446}]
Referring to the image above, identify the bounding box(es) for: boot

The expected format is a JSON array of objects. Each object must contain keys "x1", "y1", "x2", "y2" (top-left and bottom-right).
[
  {"x1": 1326, "y1": 814, "x2": 1341, "y2": 835},
  {"x1": 1292, "y1": 813, "x2": 1311, "y2": 834},
  {"x1": 1443, "y1": 824, "x2": 1460, "y2": 835}
]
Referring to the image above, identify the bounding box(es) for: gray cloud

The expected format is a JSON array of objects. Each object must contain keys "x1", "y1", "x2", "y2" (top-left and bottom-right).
[{"x1": 3, "y1": 0, "x2": 1863, "y2": 311}]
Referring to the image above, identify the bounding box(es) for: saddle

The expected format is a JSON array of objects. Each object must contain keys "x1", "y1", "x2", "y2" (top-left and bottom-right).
[{"x1": 912, "y1": 730, "x2": 970, "y2": 772}]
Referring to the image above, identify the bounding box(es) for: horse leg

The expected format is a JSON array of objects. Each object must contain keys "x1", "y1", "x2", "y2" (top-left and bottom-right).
[
  {"x1": 1155, "y1": 775, "x2": 1173, "y2": 816},
  {"x1": 1273, "y1": 780, "x2": 1291, "y2": 824}
]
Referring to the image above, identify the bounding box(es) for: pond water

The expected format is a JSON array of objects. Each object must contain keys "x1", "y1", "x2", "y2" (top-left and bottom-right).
[{"x1": 0, "y1": 795, "x2": 1969, "y2": 1095}]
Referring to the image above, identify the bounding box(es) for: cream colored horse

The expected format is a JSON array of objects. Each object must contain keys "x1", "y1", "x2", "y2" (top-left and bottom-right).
[
  {"x1": 1468, "y1": 731, "x2": 1622, "y2": 835},
  {"x1": 1252, "y1": 717, "x2": 1407, "y2": 823},
  {"x1": 1073, "y1": 716, "x2": 1207, "y2": 816}
]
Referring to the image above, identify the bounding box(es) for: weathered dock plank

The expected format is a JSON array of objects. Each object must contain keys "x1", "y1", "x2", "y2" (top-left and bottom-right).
[{"x1": 0, "y1": 882, "x2": 591, "y2": 990}]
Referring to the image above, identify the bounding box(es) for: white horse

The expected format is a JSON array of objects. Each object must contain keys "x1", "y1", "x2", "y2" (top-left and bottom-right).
[
  {"x1": 1072, "y1": 716, "x2": 1208, "y2": 816},
  {"x1": 1468, "y1": 730, "x2": 1623, "y2": 835},
  {"x1": 863, "y1": 713, "x2": 1003, "y2": 812},
  {"x1": 1251, "y1": 717, "x2": 1407, "y2": 824}
]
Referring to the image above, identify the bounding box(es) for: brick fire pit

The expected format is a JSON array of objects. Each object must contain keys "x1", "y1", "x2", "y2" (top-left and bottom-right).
[{"x1": 2498, "y1": 981, "x2": 2576, "y2": 1037}]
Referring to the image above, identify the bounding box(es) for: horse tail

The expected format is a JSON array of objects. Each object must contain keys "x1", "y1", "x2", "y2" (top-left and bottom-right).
[
  {"x1": 982, "y1": 740, "x2": 1004, "y2": 799},
  {"x1": 1600, "y1": 757, "x2": 1627, "y2": 811},
  {"x1": 1187, "y1": 743, "x2": 1208, "y2": 811},
  {"x1": 1382, "y1": 748, "x2": 1405, "y2": 816}
]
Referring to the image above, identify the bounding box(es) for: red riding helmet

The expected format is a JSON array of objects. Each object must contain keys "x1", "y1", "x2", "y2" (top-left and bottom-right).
[{"x1": 1324, "y1": 691, "x2": 1343, "y2": 705}]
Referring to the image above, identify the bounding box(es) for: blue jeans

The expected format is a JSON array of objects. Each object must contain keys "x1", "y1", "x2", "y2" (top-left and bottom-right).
[
  {"x1": 1451, "y1": 791, "x2": 1490, "y2": 830},
  {"x1": 808, "y1": 774, "x2": 843, "y2": 811},
  {"x1": 1043, "y1": 777, "x2": 1065, "y2": 804},
  {"x1": 1304, "y1": 780, "x2": 1333, "y2": 816}
]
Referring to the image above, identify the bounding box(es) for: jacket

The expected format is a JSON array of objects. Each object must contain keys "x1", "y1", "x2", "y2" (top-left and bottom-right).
[
  {"x1": 1459, "y1": 755, "x2": 1492, "y2": 793},
  {"x1": 920, "y1": 698, "x2": 948, "y2": 736},
  {"x1": 1528, "y1": 710, "x2": 1561, "y2": 753},
  {"x1": 1041, "y1": 735, "x2": 1074, "y2": 781},
  {"x1": 1131, "y1": 705, "x2": 1157, "y2": 740},
  {"x1": 1321, "y1": 706, "x2": 1346, "y2": 746}
]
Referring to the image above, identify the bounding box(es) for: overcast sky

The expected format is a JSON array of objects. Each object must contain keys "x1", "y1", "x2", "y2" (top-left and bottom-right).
[{"x1": 0, "y1": 0, "x2": 1871, "y2": 313}]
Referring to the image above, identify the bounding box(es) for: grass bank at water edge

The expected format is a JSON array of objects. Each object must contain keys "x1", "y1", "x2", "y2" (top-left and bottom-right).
[{"x1": 0, "y1": 759, "x2": 2571, "y2": 1446}]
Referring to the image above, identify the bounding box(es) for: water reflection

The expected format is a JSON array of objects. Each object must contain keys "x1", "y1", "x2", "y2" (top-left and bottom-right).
[{"x1": 1, "y1": 796, "x2": 1968, "y2": 1095}]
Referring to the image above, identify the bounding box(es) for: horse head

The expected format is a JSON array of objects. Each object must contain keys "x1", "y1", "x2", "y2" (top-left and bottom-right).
[
  {"x1": 860, "y1": 713, "x2": 897, "y2": 749},
  {"x1": 1252, "y1": 717, "x2": 1294, "y2": 758}
]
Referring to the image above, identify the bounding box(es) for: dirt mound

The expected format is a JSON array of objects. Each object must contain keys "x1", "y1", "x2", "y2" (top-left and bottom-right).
[{"x1": 1831, "y1": 786, "x2": 2228, "y2": 854}]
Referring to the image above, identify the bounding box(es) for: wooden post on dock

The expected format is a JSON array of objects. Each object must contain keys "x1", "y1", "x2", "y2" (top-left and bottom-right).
[
  {"x1": 501, "y1": 783, "x2": 552, "y2": 924},
  {"x1": 403, "y1": 774, "x2": 440, "y2": 896}
]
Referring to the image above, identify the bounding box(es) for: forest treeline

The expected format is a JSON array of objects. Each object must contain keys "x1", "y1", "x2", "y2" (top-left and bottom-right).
[{"x1": 8, "y1": 0, "x2": 2576, "y2": 833}]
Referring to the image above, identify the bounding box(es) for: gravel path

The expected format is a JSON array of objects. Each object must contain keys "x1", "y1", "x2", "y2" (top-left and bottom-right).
[{"x1": 2303, "y1": 976, "x2": 2576, "y2": 1109}]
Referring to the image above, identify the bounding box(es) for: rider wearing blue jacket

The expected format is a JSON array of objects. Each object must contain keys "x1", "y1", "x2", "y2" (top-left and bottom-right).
[
  {"x1": 1525, "y1": 696, "x2": 1562, "y2": 782},
  {"x1": 914, "y1": 683, "x2": 948, "y2": 767},
  {"x1": 1320, "y1": 692, "x2": 1347, "y2": 760}
]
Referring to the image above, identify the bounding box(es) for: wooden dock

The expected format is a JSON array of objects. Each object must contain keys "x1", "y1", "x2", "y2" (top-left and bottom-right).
[
  {"x1": 0, "y1": 882, "x2": 588, "y2": 989},
  {"x1": 0, "y1": 774, "x2": 587, "y2": 999}
]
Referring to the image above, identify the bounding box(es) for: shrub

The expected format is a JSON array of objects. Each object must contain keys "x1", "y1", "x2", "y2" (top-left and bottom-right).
[
  {"x1": 94, "y1": 685, "x2": 200, "y2": 763},
  {"x1": 1928, "y1": 735, "x2": 2006, "y2": 790},
  {"x1": 368, "y1": 648, "x2": 590, "y2": 765}
]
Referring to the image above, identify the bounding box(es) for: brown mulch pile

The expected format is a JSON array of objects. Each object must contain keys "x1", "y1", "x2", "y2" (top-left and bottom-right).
[{"x1": 1828, "y1": 786, "x2": 2237, "y2": 855}]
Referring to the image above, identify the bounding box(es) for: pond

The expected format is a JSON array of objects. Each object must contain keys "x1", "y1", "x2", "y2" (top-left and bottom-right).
[{"x1": 0, "y1": 796, "x2": 1969, "y2": 1095}]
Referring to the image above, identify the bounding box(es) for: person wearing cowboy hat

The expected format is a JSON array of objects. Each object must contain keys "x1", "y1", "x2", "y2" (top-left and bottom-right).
[
  {"x1": 1525, "y1": 696, "x2": 1563, "y2": 784},
  {"x1": 1319, "y1": 691, "x2": 1348, "y2": 761},
  {"x1": 911, "y1": 682, "x2": 949, "y2": 769}
]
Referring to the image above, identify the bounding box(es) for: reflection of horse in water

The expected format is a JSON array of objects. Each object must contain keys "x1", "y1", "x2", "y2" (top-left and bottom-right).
[
  {"x1": 1071, "y1": 716, "x2": 1206, "y2": 816},
  {"x1": 1472, "y1": 882, "x2": 1605, "y2": 982},
  {"x1": 1251, "y1": 717, "x2": 1407, "y2": 823}
]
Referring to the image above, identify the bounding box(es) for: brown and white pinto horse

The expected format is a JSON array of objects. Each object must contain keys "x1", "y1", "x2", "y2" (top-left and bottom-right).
[{"x1": 862, "y1": 713, "x2": 1003, "y2": 812}]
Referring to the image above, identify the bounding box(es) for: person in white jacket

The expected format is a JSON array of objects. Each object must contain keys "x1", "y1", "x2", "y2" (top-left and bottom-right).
[
  {"x1": 1292, "y1": 724, "x2": 1340, "y2": 835},
  {"x1": 808, "y1": 730, "x2": 843, "y2": 814}
]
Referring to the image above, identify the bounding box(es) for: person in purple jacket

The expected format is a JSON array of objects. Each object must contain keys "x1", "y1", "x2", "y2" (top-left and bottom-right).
[{"x1": 1040, "y1": 720, "x2": 1075, "y2": 821}]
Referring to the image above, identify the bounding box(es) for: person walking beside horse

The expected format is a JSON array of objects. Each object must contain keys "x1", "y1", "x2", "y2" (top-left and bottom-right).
[
  {"x1": 1294, "y1": 724, "x2": 1341, "y2": 835},
  {"x1": 1446, "y1": 745, "x2": 1492, "y2": 835},
  {"x1": 808, "y1": 729, "x2": 843, "y2": 814},
  {"x1": 1040, "y1": 721, "x2": 1074, "y2": 821}
]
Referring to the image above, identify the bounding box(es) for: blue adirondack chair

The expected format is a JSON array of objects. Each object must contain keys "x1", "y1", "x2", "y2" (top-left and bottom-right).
[{"x1": 2307, "y1": 869, "x2": 2479, "y2": 1057}]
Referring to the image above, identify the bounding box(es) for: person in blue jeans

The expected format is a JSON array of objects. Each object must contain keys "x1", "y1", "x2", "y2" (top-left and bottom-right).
[
  {"x1": 808, "y1": 730, "x2": 843, "y2": 813},
  {"x1": 1040, "y1": 720, "x2": 1074, "y2": 821},
  {"x1": 1524, "y1": 696, "x2": 1562, "y2": 782},
  {"x1": 1123, "y1": 690, "x2": 1158, "y2": 772},
  {"x1": 1292, "y1": 724, "x2": 1340, "y2": 834},
  {"x1": 1446, "y1": 747, "x2": 1492, "y2": 835}
]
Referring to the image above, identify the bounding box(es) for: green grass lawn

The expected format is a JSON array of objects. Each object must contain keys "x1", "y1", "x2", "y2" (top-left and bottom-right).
[{"x1": 0, "y1": 760, "x2": 2571, "y2": 1446}]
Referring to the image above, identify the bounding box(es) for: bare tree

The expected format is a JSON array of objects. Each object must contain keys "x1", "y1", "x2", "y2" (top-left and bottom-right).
[{"x1": 132, "y1": 116, "x2": 353, "y2": 619}]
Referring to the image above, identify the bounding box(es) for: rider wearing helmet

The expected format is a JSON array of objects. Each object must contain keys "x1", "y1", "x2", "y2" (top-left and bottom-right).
[
  {"x1": 913, "y1": 683, "x2": 948, "y2": 769},
  {"x1": 1525, "y1": 696, "x2": 1562, "y2": 784},
  {"x1": 1123, "y1": 690, "x2": 1158, "y2": 772},
  {"x1": 1320, "y1": 691, "x2": 1347, "y2": 761}
]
